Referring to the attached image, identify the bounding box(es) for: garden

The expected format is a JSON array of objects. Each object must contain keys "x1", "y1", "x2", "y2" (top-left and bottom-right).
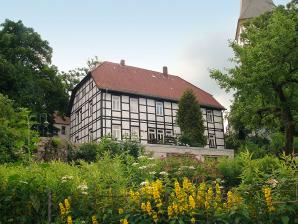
[{"x1": 0, "y1": 138, "x2": 297, "y2": 224}]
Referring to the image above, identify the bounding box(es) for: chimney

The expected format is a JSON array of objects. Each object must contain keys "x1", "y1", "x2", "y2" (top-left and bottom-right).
[
  {"x1": 120, "y1": 59, "x2": 125, "y2": 66},
  {"x1": 163, "y1": 66, "x2": 168, "y2": 75}
]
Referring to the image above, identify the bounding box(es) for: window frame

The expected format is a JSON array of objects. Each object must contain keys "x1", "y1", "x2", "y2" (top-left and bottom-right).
[
  {"x1": 112, "y1": 125, "x2": 121, "y2": 140},
  {"x1": 208, "y1": 134, "x2": 216, "y2": 148},
  {"x1": 156, "y1": 102, "x2": 164, "y2": 116},
  {"x1": 112, "y1": 95, "x2": 121, "y2": 111},
  {"x1": 206, "y1": 110, "x2": 214, "y2": 123}
]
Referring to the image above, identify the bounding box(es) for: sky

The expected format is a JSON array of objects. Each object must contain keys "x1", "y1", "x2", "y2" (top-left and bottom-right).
[{"x1": 0, "y1": 0, "x2": 290, "y2": 114}]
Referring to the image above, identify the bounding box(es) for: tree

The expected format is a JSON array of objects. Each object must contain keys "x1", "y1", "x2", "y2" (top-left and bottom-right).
[
  {"x1": 0, "y1": 19, "x2": 69, "y2": 130},
  {"x1": 176, "y1": 89, "x2": 206, "y2": 146},
  {"x1": 0, "y1": 94, "x2": 38, "y2": 163},
  {"x1": 210, "y1": 1, "x2": 298, "y2": 155},
  {"x1": 60, "y1": 56, "x2": 102, "y2": 96}
]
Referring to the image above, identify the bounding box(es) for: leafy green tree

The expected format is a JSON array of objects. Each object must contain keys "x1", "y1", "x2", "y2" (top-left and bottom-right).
[
  {"x1": 177, "y1": 89, "x2": 206, "y2": 146},
  {"x1": 0, "y1": 19, "x2": 69, "y2": 129},
  {"x1": 211, "y1": 1, "x2": 298, "y2": 155},
  {"x1": 60, "y1": 56, "x2": 102, "y2": 95},
  {"x1": 0, "y1": 94, "x2": 38, "y2": 163}
]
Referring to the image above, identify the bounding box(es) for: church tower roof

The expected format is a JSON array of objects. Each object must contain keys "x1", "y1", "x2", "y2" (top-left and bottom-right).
[{"x1": 239, "y1": 0, "x2": 275, "y2": 20}]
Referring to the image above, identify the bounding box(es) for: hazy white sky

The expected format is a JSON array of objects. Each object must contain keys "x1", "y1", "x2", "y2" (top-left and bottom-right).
[{"x1": 0, "y1": 0, "x2": 290, "y2": 112}]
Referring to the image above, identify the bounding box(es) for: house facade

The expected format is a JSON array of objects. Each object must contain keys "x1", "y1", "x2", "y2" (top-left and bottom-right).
[{"x1": 68, "y1": 61, "x2": 225, "y2": 149}]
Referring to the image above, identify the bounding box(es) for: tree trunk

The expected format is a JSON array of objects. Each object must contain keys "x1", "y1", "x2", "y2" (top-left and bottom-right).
[
  {"x1": 283, "y1": 109, "x2": 295, "y2": 155},
  {"x1": 275, "y1": 85, "x2": 295, "y2": 155}
]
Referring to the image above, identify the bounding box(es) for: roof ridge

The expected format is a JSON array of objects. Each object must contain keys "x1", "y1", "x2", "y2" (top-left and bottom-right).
[{"x1": 102, "y1": 61, "x2": 179, "y2": 79}]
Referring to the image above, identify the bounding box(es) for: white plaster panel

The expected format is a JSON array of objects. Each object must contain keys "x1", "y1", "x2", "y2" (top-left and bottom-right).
[
  {"x1": 172, "y1": 103, "x2": 178, "y2": 110},
  {"x1": 213, "y1": 110, "x2": 222, "y2": 116},
  {"x1": 217, "y1": 139, "x2": 224, "y2": 146},
  {"x1": 215, "y1": 131, "x2": 224, "y2": 138},
  {"x1": 164, "y1": 109, "x2": 171, "y2": 116},
  {"x1": 139, "y1": 98, "x2": 146, "y2": 105},
  {"x1": 157, "y1": 116, "x2": 164, "y2": 122},
  {"x1": 131, "y1": 121, "x2": 139, "y2": 126},
  {"x1": 106, "y1": 109, "x2": 111, "y2": 116},
  {"x1": 148, "y1": 106, "x2": 155, "y2": 114},
  {"x1": 140, "y1": 105, "x2": 146, "y2": 112},
  {"x1": 122, "y1": 121, "x2": 130, "y2": 129},
  {"x1": 112, "y1": 111, "x2": 121, "y2": 117},
  {"x1": 147, "y1": 99, "x2": 155, "y2": 106},
  {"x1": 157, "y1": 124, "x2": 164, "y2": 129},
  {"x1": 164, "y1": 102, "x2": 171, "y2": 108},
  {"x1": 148, "y1": 123, "x2": 156, "y2": 128},
  {"x1": 122, "y1": 111, "x2": 129, "y2": 118},
  {"x1": 165, "y1": 116, "x2": 172, "y2": 123},
  {"x1": 148, "y1": 114, "x2": 155, "y2": 121},
  {"x1": 131, "y1": 113, "x2": 138, "y2": 119},
  {"x1": 122, "y1": 103, "x2": 129, "y2": 110},
  {"x1": 140, "y1": 122, "x2": 147, "y2": 131},
  {"x1": 112, "y1": 119, "x2": 121, "y2": 125},
  {"x1": 140, "y1": 113, "x2": 146, "y2": 120},
  {"x1": 174, "y1": 126, "x2": 181, "y2": 134},
  {"x1": 215, "y1": 123, "x2": 223, "y2": 129},
  {"x1": 122, "y1": 95, "x2": 129, "y2": 103}
]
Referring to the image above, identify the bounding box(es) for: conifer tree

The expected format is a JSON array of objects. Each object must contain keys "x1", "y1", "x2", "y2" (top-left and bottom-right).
[{"x1": 177, "y1": 89, "x2": 206, "y2": 146}]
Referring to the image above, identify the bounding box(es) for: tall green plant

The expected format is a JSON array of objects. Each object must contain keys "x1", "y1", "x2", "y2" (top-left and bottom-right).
[
  {"x1": 177, "y1": 89, "x2": 206, "y2": 146},
  {"x1": 0, "y1": 94, "x2": 38, "y2": 163}
]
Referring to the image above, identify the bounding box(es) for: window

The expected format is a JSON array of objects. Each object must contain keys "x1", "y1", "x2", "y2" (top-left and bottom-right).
[
  {"x1": 89, "y1": 129, "x2": 93, "y2": 141},
  {"x1": 75, "y1": 136, "x2": 79, "y2": 143},
  {"x1": 112, "y1": 125, "x2": 121, "y2": 140},
  {"x1": 130, "y1": 98, "x2": 138, "y2": 113},
  {"x1": 131, "y1": 126, "x2": 139, "y2": 139},
  {"x1": 89, "y1": 80, "x2": 93, "y2": 91},
  {"x1": 156, "y1": 102, "x2": 163, "y2": 116},
  {"x1": 208, "y1": 135, "x2": 216, "y2": 148},
  {"x1": 76, "y1": 108, "x2": 82, "y2": 125},
  {"x1": 165, "y1": 130, "x2": 173, "y2": 137},
  {"x1": 157, "y1": 129, "x2": 164, "y2": 142},
  {"x1": 206, "y1": 110, "x2": 213, "y2": 123},
  {"x1": 61, "y1": 126, "x2": 66, "y2": 135},
  {"x1": 148, "y1": 129, "x2": 156, "y2": 141},
  {"x1": 89, "y1": 100, "x2": 93, "y2": 117},
  {"x1": 112, "y1": 96, "x2": 120, "y2": 111}
]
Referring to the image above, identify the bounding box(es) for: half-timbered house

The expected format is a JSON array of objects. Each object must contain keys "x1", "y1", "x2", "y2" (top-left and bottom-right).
[{"x1": 68, "y1": 60, "x2": 226, "y2": 149}]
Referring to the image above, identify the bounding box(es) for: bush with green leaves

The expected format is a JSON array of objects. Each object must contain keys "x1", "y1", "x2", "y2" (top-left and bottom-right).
[
  {"x1": 69, "y1": 137, "x2": 144, "y2": 162},
  {"x1": 0, "y1": 93, "x2": 39, "y2": 163}
]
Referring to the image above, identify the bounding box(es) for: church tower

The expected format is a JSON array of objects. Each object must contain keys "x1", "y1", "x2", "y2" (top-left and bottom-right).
[{"x1": 236, "y1": 0, "x2": 275, "y2": 43}]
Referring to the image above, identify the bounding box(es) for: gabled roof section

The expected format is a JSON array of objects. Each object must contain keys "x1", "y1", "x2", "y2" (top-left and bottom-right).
[
  {"x1": 239, "y1": 0, "x2": 275, "y2": 20},
  {"x1": 90, "y1": 61, "x2": 225, "y2": 109}
]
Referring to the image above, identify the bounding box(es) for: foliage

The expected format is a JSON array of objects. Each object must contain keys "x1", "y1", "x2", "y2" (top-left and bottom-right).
[
  {"x1": 69, "y1": 137, "x2": 144, "y2": 162},
  {"x1": 0, "y1": 93, "x2": 38, "y2": 163},
  {"x1": 0, "y1": 19, "x2": 69, "y2": 130},
  {"x1": 59, "y1": 56, "x2": 101, "y2": 95},
  {"x1": 210, "y1": 1, "x2": 298, "y2": 155},
  {"x1": 0, "y1": 155, "x2": 129, "y2": 223},
  {"x1": 0, "y1": 150, "x2": 297, "y2": 223},
  {"x1": 177, "y1": 89, "x2": 206, "y2": 147}
]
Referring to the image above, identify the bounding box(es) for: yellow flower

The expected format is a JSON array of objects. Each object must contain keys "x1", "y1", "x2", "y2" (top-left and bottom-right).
[
  {"x1": 146, "y1": 201, "x2": 152, "y2": 215},
  {"x1": 118, "y1": 208, "x2": 124, "y2": 214},
  {"x1": 167, "y1": 205, "x2": 174, "y2": 218},
  {"x1": 67, "y1": 216, "x2": 73, "y2": 224},
  {"x1": 152, "y1": 212, "x2": 158, "y2": 223},
  {"x1": 214, "y1": 182, "x2": 222, "y2": 210},
  {"x1": 189, "y1": 195, "x2": 196, "y2": 209},
  {"x1": 263, "y1": 187, "x2": 275, "y2": 212},
  {"x1": 64, "y1": 198, "x2": 71, "y2": 212},
  {"x1": 120, "y1": 218, "x2": 129, "y2": 224},
  {"x1": 59, "y1": 202, "x2": 66, "y2": 216},
  {"x1": 141, "y1": 202, "x2": 146, "y2": 212},
  {"x1": 205, "y1": 187, "x2": 213, "y2": 210},
  {"x1": 92, "y1": 215, "x2": 98, "y2": 224},
  {"x1": 197, "y1": 182, "x2": 206, "y2": 208},
  {"x1": 191, "y1": 217, "x2": 196, "y2": 224}
]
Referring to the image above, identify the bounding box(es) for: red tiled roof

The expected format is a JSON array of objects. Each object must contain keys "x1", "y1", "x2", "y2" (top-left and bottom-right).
[
  {"x1": 90, "y1": 61, "x2": 225, "y2": 109},
  {"x1": 53, "y1": 112, "x2": 70, "y2": 125}
]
